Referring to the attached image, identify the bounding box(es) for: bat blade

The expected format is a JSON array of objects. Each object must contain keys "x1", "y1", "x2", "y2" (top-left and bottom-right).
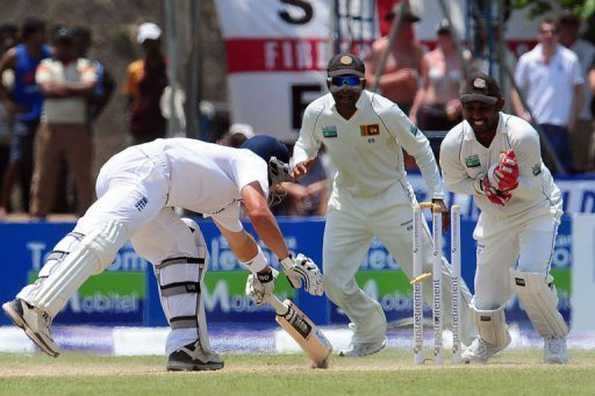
[{"x1": 269, "y1": 296, "x2": 332, "y2": 368}]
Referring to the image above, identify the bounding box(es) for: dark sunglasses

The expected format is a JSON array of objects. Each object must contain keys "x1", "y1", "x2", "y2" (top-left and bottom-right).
[{"x1": 328, "y1": 75, "x2": 363, "y2": 87}]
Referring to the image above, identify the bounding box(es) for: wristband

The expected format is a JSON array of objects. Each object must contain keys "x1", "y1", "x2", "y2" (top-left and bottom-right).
[{"x1": 239, "y1": 245, "x2": 268, "y2": 273}]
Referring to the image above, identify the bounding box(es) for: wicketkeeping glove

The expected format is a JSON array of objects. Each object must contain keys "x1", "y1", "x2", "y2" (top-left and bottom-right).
[
  {"x1": 488, "y1": 150, "x2": 520, "y2": 192},
  {"x1": 479, "y1": 174, "x2": 512, "y2": 206},
  {"x1": 280, "y1": 254, "x2": 324, "y2": 296},
  {"x1": 245, "y1": 268, "x2": 279, "y2": 305}
]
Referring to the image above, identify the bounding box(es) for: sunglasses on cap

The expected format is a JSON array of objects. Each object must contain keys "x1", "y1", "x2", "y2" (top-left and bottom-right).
[{"x1": 328, "y1": 75, "x2": 363, "y2": 87}]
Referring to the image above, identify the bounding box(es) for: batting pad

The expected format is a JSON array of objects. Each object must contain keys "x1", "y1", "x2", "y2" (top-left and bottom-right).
[
  {"x1": 18, "y1": 220, "x2": 129, "y2": 317},
  {"x1": 511, "y1": 270, "x2": 569, "y2": 338},
  {"x1": 471, "y1": 303, "x2": 510, "y2": 348}
]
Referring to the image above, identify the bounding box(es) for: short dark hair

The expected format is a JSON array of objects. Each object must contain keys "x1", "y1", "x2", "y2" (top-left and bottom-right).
[
  {"x1": 540, "y1": 18, "x2": 558, "y2": 32},
  {"x1": 21, "y1": 17, "x2": 45, "y2": 40}
]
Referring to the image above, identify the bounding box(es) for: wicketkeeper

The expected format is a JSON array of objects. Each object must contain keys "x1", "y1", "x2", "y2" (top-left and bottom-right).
[
  {"x1": 2, "y1": 135, "x2": 323, "y2": 371},
  {"x1": 440, "y1": 73, "x2": 568, "y2": 364}
]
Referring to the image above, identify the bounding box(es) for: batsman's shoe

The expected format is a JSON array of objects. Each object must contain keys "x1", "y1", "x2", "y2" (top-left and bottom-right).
[
  {"x1": 461, "y1": 332, "x2": 511, "y2": 364},
  {"x1": 167, "y1": 341, "x2": 224, "y2": 371},
  {"x1": 2, "y1": 299, "x2": 60, "y2": 358},
  {"x1": 544, "y1": 336, "x2": 568, "y2": 364},
  {"x1": 338, "y1": 337, "x2": 387, "y2": 357}
]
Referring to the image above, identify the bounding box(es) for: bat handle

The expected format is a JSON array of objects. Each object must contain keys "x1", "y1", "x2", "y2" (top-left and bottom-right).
[{"x1": 264, "y1": 294, "x2": 289, "y2": 316}]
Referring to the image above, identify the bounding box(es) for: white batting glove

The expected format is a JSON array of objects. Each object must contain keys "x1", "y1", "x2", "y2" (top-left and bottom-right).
[
  {"x1": 280, "y1": 253, "x2": 324, "y2": 296},
  {"x1": 245, "y1": 268, "x2": 278, "y2": 305}
]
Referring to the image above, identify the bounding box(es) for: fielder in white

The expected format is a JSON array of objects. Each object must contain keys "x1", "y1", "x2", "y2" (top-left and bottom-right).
[
  {"x1": 440, "y1": 73, "x2": 568, "y2": 364},
  {"x1": 291, "y1": 52, "x2": 477, "y2": 357},
  {"x1": 2, "y1": 135, "x2": 323, "y2": 371}
]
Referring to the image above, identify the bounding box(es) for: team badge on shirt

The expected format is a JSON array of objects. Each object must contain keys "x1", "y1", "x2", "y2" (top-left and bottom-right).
[
  {"x1": 409, "y1": 125, "x2": 419, "y2": 136},
  {"x1": 360, "y1": 124, "x2": 380, "y2": 136},
  {"x1": 464, "y1": 154, "x2": 481, "y2": 168},
  {"x1": 532, "y1": 163, "x2": 542, "y2": 176},
  {"x1": 322, "y1": 126, "x2": 338, "y2": 138}
]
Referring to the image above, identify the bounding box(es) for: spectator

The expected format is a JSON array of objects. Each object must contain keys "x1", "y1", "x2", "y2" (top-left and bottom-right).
[
  {"x1": 558, "y1": 12, "x2": 595, "y2": 172},
  {"x1": 410, "y1": 20, "x2": 464, "y2": 131},
  {"x1": 217, "y1": 123, "x2": 254, "y2": 148},
  {"x1": 30, "y1": 27, "x2": 97, "y2": 218},
  {"x1": 71, "y1": 26, "x2": 115, "y2": 124},
  {"x1": 123, "y1": 22, "x2": 167, "y2": 145},
  {"x1": 0, "y1": 23, "x2": 18, "y2": 214},
  {"x1": 512, "y1": 18, "x2": 584, "y2": 173},
  {"x1": 0, "y1": 17, "x2": 50, "y2": 215},
  {"x1": 365, "y1": 8, "x2": 424, "y2": 115}
]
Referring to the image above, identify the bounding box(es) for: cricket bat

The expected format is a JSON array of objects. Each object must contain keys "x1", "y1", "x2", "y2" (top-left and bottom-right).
[{"x1": 265, "y1": 294, "x2": 332, "y2": 368}]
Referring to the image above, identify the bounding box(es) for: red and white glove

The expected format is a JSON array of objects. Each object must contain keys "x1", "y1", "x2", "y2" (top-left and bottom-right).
[
  {"x1": 488, "y1": 150, "x2": 519, "y2": 192},
  {"x1": 480, "y1": 175, "x2": 512, "y2": 206}
]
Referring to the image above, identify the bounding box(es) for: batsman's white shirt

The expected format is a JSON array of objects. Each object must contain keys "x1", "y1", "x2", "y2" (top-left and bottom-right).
[
  {"x1": 96, "y1": 138, "x2": 269, "y2": 233},
  {"x1": 292, "y1": 90, "x2": 444, "y2": 199}
]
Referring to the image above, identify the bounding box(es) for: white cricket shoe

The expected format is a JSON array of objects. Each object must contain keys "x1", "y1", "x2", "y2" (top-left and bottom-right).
[
  {"x1": 544, "y1": 336, "x2": 568, "y2": 364},
  {"x1": 339, "y1": 337, "x2": 387, "y2": 357},
  {"x1": 461, "y1": 332, "x2": 511, "y2": 364},
  {"x1": 2, "y1": 299, "x2": 60, "y2": 357}
]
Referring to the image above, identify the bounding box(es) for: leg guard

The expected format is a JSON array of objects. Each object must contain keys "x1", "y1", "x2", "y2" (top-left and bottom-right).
[
  {"x1": 511, "y1": 270, "x2": 569, "y2": 337},
  {"x1": 18, "y1": 220, "x2": 129, "y2": 317},
  {"x1": 471, "y1": 302, "x2": 510, "y2": 348},
  {"x1": 155, "y1": 218, "x2": 211, "y2": 355}
]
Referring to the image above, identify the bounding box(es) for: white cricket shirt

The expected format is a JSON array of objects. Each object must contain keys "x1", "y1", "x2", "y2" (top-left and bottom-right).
[
  {"x1": 440, "y1": 113, "x2": 562, "y2": 221},
  {"x1": 292, "y1": 90, "x2": 444, "y2": 199},
  {"x1": 514, "y1": 44, "x2": 584, "y2": 126},
  {"x1": 137, "y1": 138, "x2": 269, "y2": 231}
]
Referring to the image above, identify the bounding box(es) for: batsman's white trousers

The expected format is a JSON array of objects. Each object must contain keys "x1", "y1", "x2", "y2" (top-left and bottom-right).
[
  {"x1": 473, "y1": 211, "x2": 561, "y2": 310},
  {"x1": 323, "y1": 181, "x2": 476, "y2": 345}
]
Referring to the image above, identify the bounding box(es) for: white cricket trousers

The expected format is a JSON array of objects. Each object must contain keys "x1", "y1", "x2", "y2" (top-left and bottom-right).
[
  {"x1": 472, "y1": 211, "x2": 560, "y2": 310},
  {"x1": 323, "y1": 182, "x2": 475, "y2": 345}
]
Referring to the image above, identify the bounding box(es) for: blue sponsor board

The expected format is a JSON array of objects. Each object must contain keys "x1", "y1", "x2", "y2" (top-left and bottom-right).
[{"x1": 0, "y1": 214, "x2": 573, "y2": 327}]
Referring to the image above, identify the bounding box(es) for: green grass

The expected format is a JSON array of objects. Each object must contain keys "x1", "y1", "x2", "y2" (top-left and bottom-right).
[{"x1": 1, "y1": 350, "x2": 595, "y2": 396}]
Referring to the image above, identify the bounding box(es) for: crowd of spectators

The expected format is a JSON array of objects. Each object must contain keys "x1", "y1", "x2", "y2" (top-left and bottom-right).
[
  {"x1": 368, "y1": 7, "x2": 595, "y2": 175},
  {"x1": 0, "y1": 18, "x2": 165, "y2": 218},
  {"x1": 1, "y1": 8, "x2": 595, "y2": 219}
]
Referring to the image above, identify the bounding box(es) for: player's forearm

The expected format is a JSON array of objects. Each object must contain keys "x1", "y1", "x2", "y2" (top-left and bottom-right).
[{"x1": 249, "y1": 210, "x2": 289, "y2": 260}]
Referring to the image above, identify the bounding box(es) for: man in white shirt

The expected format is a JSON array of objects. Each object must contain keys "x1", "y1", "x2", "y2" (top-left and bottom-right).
[
  {"x1": 2, "y1": 135, "x2": 324, "y2": 371},
  {"x1": 291, "y1": 52, "x2": 476, "y2": 357},
  {"x1": 558, "y1": 12, "x2": 595, "y2": 172},
  {"x1": 440, "y1": 73, "x2": 568, "y2": 364},
  {"x1": 511, "y1": 18, "x2": 584, "y2": 172}
]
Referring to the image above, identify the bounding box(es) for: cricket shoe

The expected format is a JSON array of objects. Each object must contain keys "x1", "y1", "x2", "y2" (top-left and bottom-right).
[
  {"x1": 461, "y1": 332, "x2": 511, "y2": 364},
  {"x1": 338, "y1": 337, "x2": 387, "y2": 357},
  {"x1": 167, "y1": 340, "x2": 224, "y2": 371},
  {"x1": 2, "y1": 299, "x2": 60, "y2": 358},
  {"x1": 544, "y1": 336, "x2": 568, "y2": 364}
]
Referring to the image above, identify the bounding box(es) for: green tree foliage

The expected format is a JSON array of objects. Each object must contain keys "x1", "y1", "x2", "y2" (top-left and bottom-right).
[{"x1": 511, "y1": 0, "x2": 595, "y2": 19}]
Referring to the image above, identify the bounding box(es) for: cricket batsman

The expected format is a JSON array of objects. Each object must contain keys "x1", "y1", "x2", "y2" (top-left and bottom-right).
[
  {"x1": 291, "y1": 52, "x2": 477, "y2": 357},
  {"x1": 440, "y1": 73, "x2": 568, "y2": 364},
  {"x1": 2, "y1": 135, "x2": 324, "y2": 371}
]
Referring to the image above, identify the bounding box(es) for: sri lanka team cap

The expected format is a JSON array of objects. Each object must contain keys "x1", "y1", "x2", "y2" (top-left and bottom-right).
[
  {"x1": 460, "y1": 73, "x2": 502, "y2": 105},
  {"x1": 327, "y1": 52, "x2": 365, "y2": 77}
]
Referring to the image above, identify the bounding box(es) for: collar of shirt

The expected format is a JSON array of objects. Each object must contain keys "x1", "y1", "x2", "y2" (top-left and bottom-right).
[
  {"x1": 532, "y1": 43, "x2": 561, "y2": 64},
  {"x1": 329, "y1": 89, "x2": 369, "y2": 113}
]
